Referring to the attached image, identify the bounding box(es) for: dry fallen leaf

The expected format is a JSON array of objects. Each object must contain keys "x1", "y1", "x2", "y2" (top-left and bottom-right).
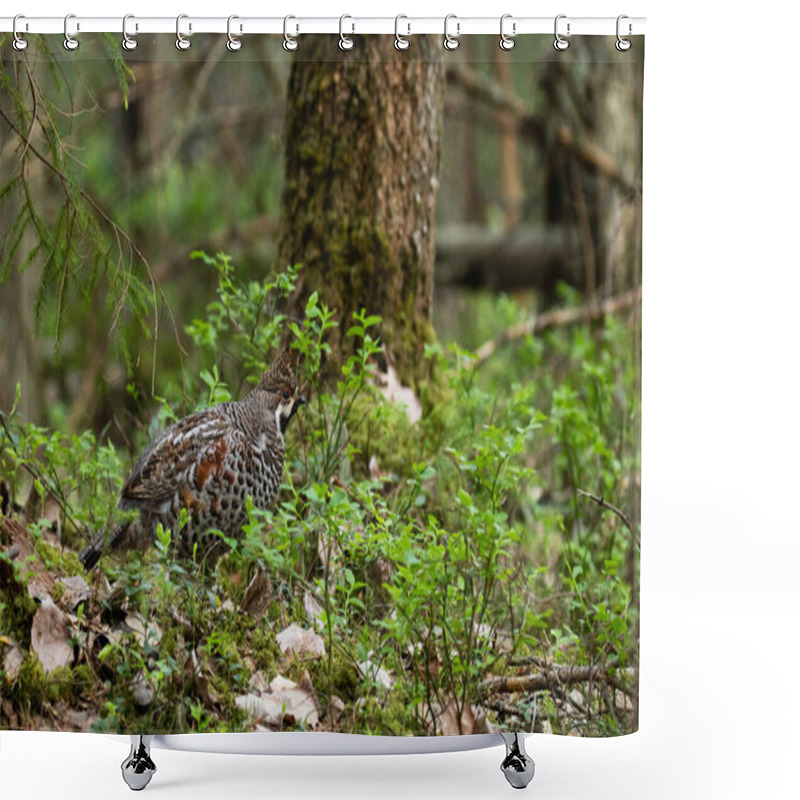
[
  {"x1": 303, "y1": 590, "x2": 324, "y2": 629},
  {"x1": 429, "y1": 697, "x2": 493, "y2": 736},
  {"x1": 3, "y1": 641, "x2": 25, "y2": 682},
  {"x1": 248, "y1": 670, "x2": 271, "y2": 695},
  {"x1": 185, "y1": 649, "x2": 220, "y2": 707},
  {"x1": 57, "y1": 575, "x2": 91, "y2": 611},
  {"x1": 131, "y1": 671, "x2": 155, "y2": 708},
  {"x1": 358, "y1": 654, "x2": 394, "y2": 690},
  {"x1": 376, "y1": 361, "x2": 422, "y2": 424},
  {"x1": 125, "y1": 613, "x2": 162, "y2": 648},
  {"x1": 437, "y1": 697, "x2": 475, "y2": 735},
  {"x1": 31, "y1": 598, "x2": 74, "y2": 674},
  {"x1": 276, "y1": 623, "x2": 326, "y2": 660},
  {"x1": 616, "y1": 690, "x2": 634, "y2": 712},
  {"x1": 236, "y1": 671, "x2": 320, "y2": 729},
  {"x1": 1, "y1": 517, "x2": 32, "y2": 561},
  {"x1": 327, "y1": 695, "x2": 346, "y2": 728},
  {"x1": 235, "y1": 692, "x2": 265, "y2": 719},
  {"x1": 239, "y1": 567, "x2": 272, "y2": 617},
  {"x1": 27, "y1": 574, "x2": 55, "y2": 603}
]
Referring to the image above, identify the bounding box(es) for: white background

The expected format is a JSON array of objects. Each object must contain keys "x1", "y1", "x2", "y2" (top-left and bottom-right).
[{"x1": 3, "y1": 1, "x2": 799, "y2": 798}]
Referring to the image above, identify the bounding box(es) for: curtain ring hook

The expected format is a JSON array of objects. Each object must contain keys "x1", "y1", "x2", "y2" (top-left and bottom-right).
[
  {"x1": 122, "y1": 14, "x2": 138, "y2": 51},
  {"x1": 499, "y1": 14, "x2": 516, "y2": 51},
  {"x1": 339, "y1": 14, "x2": 355, "y2": 50},
  {"x1": 176, "y1": 13, "x2": 191, "y2": 51},
  {"x1": 394, "y1": 14, "x2": 410, "y2": 51},
  {"x1": 63, "y1": 13, "x2": 79, "y2": 51},
  {"x1": 443, "y1": 14, "x2": 460, "y2": 51},
  {"x1": 227, "y1": 15, "x2": 242, "y2": 51},
  {"x1": 12, "y1": 14, "x2": 29, "y2": 51},
  {"x1": 283, "y1": 15, "x2": 299, "y2": 51},
  {"x1": 554, "y1": 14, "x2": 570, "y2": 51},
  {"x1": 616, "y1": 14, "x2": 632, "y2": 51}
]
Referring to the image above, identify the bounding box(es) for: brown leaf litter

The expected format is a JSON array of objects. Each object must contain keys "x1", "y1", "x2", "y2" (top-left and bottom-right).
[
  {"x1": 236, "y1": 670, "x2": 320, "y2": 730},
  {"x1": 275, "y1": 623, "x2": 326, "y2": 660},
  {"x1": 31, "y1": 598, "x2": 74, "y2": 674}
]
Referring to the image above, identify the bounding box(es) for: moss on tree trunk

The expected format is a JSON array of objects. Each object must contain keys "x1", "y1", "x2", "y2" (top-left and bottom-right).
[{"x1": 277, "y1": 35, "x2": 444, "y2": 389}]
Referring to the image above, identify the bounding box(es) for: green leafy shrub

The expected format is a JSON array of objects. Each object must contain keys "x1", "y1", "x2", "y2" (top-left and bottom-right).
[{"x1": 1, "y1": 254, "x2": 639, "y2": 737}]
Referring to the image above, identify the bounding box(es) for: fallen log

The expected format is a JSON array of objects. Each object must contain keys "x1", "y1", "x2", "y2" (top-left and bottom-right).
[
  {"x1": 478, "y1": 664, "x2": 636, "y2": 699},
  {"x1": 435, "y1": 223, "x2": 582, "y2": 294}
]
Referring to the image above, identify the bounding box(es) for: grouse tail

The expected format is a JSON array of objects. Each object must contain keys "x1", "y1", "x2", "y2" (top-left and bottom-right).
[{"x1": 79, "y1": 521, "x2": 130, "y2": 571}]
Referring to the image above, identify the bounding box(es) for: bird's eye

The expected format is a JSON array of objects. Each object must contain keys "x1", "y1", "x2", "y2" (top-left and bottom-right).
[{"x1": 282, "y1": 387, "x2": 291, "y2": 400}]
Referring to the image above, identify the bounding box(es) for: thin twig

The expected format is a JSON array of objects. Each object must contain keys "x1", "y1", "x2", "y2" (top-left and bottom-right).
[
  {"x1": 576, "y1": 489, "x2": 633, "y2": 533},
  {"x1": 0, "y1": 101, "x2": 188, "y2": 382},
  {"x1": 472, "y1": 286, "x2": 641, "y2": 369},
  {"x1": 446, "y1": 65, "x2": 635, "y2": 196},
  {"x1": 20, "y1": 59, "x2": 39, "y2": 162}
]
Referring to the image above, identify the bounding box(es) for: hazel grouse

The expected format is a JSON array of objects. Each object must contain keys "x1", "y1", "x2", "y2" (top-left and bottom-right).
[{"x1": 80, "y1": 351, "x2": 305, "y2": 569}]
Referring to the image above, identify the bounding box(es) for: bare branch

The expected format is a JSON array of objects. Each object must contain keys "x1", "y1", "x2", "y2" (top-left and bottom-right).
[
  {"x1": 478, "y1": 663, "x2": 636, "y2": 699},
  {"x1": 472, "y1": 286, "x2": 641, "y2": 369},
  {"x1": 478, "y1": 664, "x2": 633, "y2": 697},
  {"x1": 446, "y1": 65, "x2": 635, "y2": 196},
  {"x1": 577, "y1": 488, "x2": 633, "y2": 534}
]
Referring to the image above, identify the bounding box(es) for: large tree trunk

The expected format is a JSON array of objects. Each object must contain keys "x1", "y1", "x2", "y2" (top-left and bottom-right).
[{"x1": 277, "y1": 36, "x2": 444, "y2": 388}]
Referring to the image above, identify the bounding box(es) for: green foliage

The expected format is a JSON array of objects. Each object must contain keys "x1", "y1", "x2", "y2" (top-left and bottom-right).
[
  {"x1": 0, "y1": 43, "x2": 158, "y2": 363},
  {"x1": 100, "y1": 33, "x2": 135, "y2": 111},
  {"x1": 185, "y1": 252, "x2": 299, "y2": 389},
  {"x1": 1, "y1": 391, "x2": 125, "y2": 549},
  {"x1": 1, "y1": 257, "x2": 639, "y2": 737}
]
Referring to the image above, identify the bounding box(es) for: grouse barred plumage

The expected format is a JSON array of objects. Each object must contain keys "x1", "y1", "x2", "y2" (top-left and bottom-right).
[{"x1": 79, "y1": 352, "x2": 305, "y2": 569}]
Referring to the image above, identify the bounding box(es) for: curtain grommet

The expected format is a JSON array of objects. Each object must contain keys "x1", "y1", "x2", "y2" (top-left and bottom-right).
[
  {"x1": 176, "y1": 13, "x2": 191, "y2": 51},
  {"x1": 499, "y1": 14, "x2": 516, "y2": 51},
  {"x1": 616, "y1": 15, "x2": 632, "y2": 51},
  {"x1": 394, "y1": 14, "x2": 410, "y2": 51},
  {"x1": 554, "y1": 15, "x2": 570, "y2": 51},
  {"x1": 63, "y1": 13, "x2": 79, "y2": 51},
  {"x1": 283, "y1": 15, "x2": 299, "y2": 51},
  {"x1": 121, "y1": 14, "x2": 138, "y2": 51},
  {"x1": 339, "y1": 14, "x2": 355, "y2": 51},
  {"x1": 227, "y1": 15, "x2": 242, "y2": 52},
  {"x1": 443, "y1": 14, "x2": 460, "y2": 51},
  {"x1": 12, "y1": 15, "x2": 29, "y2": 51}
]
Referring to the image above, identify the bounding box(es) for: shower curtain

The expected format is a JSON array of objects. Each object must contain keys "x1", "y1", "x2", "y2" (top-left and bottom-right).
[{"x1": 0, "y1": 26, "x2": 643, "y2": 742}]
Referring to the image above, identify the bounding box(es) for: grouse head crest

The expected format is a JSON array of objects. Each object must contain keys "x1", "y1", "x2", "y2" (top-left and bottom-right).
[{"x1": 259, "y1": 350, "x2": 306, "y2": 433}]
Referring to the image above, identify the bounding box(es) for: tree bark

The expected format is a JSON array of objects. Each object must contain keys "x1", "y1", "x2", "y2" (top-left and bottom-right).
[{"x1": 277, "y1": 36, "x2": 444, "y2": 388}]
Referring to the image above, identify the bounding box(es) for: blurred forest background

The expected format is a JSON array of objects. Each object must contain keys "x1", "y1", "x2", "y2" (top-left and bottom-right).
[{"x1": 0, "y1": 34, "x2": 642, "y2": 738}]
